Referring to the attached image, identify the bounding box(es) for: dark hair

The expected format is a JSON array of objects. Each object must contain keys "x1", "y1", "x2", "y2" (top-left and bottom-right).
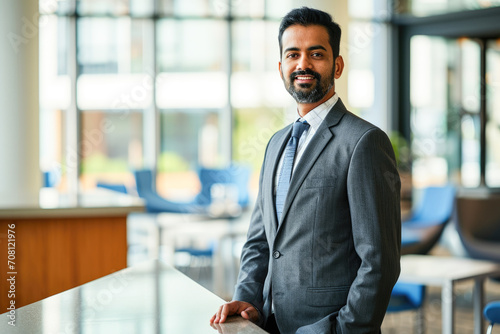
[{"x1": 278, "y1": 7, "x2": 341, "y2": 59}]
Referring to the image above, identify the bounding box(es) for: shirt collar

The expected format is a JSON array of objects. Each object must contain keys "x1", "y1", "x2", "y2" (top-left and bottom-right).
[{"x1": 297, "y1": 93, "x2": 339, "y2": 132}]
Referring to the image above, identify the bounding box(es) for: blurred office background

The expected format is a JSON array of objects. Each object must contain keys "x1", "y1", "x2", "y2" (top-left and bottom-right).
[
  {"x1": 2, "y1": 0, "x2": 500, "y2": 205},
  {"x1": 1, "y1": 0, "x2": 500, "y2": 331}
]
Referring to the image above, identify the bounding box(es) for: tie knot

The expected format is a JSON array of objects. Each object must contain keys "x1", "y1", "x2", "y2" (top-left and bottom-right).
[{"x1": 291, "y1": 120, "x2": 309, "y2": 139}]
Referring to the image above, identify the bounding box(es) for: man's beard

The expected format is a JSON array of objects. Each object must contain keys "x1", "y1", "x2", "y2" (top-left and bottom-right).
[{"x1": 283, "y1": 68, "x2": 335, "y2": 104}]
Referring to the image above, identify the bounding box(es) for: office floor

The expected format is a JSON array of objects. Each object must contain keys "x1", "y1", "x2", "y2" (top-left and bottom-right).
[
  {"x1": 382, "y1": 279, "x2": 500, "y2": 333},
  {"x1": 127, "y1": 215, "x2": 500, "y2": 333}
]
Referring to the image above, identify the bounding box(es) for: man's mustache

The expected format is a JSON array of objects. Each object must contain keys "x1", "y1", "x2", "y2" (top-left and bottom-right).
[{"x1": 290, "y1": 69, "x2": 321, "y2": 81}]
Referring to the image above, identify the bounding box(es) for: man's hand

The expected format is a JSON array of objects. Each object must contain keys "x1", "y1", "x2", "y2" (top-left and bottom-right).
[{"x1": 210, "y1": 301, "x2": 259, "y2": 324}]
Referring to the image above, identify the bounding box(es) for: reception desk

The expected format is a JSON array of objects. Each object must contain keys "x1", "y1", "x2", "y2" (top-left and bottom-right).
[
  {"x1": 0, "y1": 190, "x2": 144, "y2": 310},
  {"x1": 0, "y1": 260, "x2": 266, "y2": 333}
]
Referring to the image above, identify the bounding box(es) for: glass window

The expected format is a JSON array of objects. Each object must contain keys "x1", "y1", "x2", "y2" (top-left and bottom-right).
[
  {"x1": 266, "y1": 0, "x2": 294, "y2": 19},
  {"x1": 230, "y1": 0, "x2": 265, "y2": 18},
  {"x1": 408, "y1": 36, "x2": 487, "y2": 188},
  {"x1": 348, "y1": 0, "x2": 374, "y2": 19},
  {"x1": 233, "y1": 107, "x2": 284, "y2": 168},
  {"x1": 486, "y1": 39, "x2": 500, "y2": 187},
  {"x1": 39, "y1": 0, "x2": 298, "y2": 202},
  {"x1": 77, "y1": 0, "x2": 156, "y2": 16},
  {"x1": 157, "y1": 111, "x2": 219, "y2": 199},
  {"x1": 231, "y1": 20, "x2": 288, "y2": 194},
  {"x1": 130, "y1": 0, "x2": 155, "y2": 16},
  {"x1": 78, "y1": 18, "x2": 149, "y2": 75},
  {"x1": 80, "y1": 111, "x2": 144, "y2": 191},
  {"x1": 459, "y1": 39, "x2": 482, "y2": 187},
  {"x1": 155, "y1": 19, "x2": 230, "y2": 198},
  {"x1": 410, "y1": 36, "x2": 450, "y2": 187},
  {"x1": 159, "y1": 0, "x2": 228, "y2": 17},
  {"x1": 347, "y1": 0, "x2": 391, "y2": 131},
  {"x1": 460, "y1": 39, "x2": 481, "y2": 114},
  {"x1": 76, "y1": 18, "x2": 154, "y2": 109},
  {"x1": 157, "y1": 19, "x2": 227, "y2": 73},
  {"x1": 461, "y1": 114, "x2": 481, "y2": 187},
  {"x1": 76, "y1": 17, "x2": 152, "y2": 189},
  {"x1": 39, "y1": 15, "x2": 71, "y2": 192},
  {"x1": 232, "y1": 20, "x2": 278, "y2": 72},
  {"x1": 395, "y1": 0, "x2": 500, "y2": 16},
  {"x1": 40, "y1": 0, "x2": 75, "y2": 15}
]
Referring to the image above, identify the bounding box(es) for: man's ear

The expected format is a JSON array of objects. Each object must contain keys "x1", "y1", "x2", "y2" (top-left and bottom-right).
[
  {"x1": 279, "y1": 61, "x2": 283, "y2": 80},
  {"x1": 334, "y1": 56, "x2": 344, "y2": 79}
]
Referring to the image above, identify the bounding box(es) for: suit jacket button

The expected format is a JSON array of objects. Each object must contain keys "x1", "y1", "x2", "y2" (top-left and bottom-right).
[{"x1": 273, "y1": 251, "x2": 281, "y2": 259}]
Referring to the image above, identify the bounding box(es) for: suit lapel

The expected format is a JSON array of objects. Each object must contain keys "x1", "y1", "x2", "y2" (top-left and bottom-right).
[
  {"x1": 276, "y1": 99, "x2": 347, "y2": 234},
  {"x1": 264, "y1": 125, "x2": 292, "y2": 231}
]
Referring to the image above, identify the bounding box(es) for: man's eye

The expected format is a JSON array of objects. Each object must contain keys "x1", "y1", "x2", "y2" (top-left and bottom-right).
[
  {"x1": 287, "y1": 53, "x2": 298, "y2": 58},
  {"x1": 312, "y1": 52, "x2": 323, "y2": 57}
]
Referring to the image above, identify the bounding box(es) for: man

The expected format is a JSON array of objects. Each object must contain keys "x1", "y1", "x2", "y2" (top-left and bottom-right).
[{"x1": 211, "y1": 7, "x2": 401, "y2": 334}]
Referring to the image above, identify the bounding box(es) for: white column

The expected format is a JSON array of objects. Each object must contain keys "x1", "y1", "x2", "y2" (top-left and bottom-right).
[{"x1": 0, "y1": 0, "x2": 40, "y2": 206}]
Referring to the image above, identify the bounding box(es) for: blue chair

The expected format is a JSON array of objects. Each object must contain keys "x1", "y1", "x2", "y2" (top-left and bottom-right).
[
  {"x1": 192, "y1": 165, "x2": 251, "y2": 209},
  {"x1": 387, "y1": 185, "x2": 455, "y2": 333},
  {"x1": 485, "y1": 301, "x2": 500, "y2": 334},
  {"x1": 401, "y1": 184, "x2": 456, "y2": 255},
  {"x1": 134, "y1": 167, "x2": 250, "y2": 273},
  {"x1": 135, "y1": 166, "x2": 251, "y2": 215},
  {"x1": 388, "y1": 282, "x2": 426, "y2": 312},
  {"x1": 96, "y1": 181, "x2": 128, "y2": 194},
  {"x1": 176, "y1": 165, "x2": 250, "y2": 279},
  {"x1": 387, "y1": 282, "x2": 426, "y2": 333},
  {"x1": 134, "y1": 169, "x2": 202, "y2": 214}
]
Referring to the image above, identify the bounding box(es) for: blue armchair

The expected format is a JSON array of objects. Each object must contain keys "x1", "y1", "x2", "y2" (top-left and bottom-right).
[
  {"x1": 401, "y1": 184, "x2": 456, "y2": 255},
  {"x1": 134, "y1": 169, "x2": 202, "y2": 214},
  {"x1": 387, "y1": 184, "x2": 455, "y2": 333},
  {"x1": 96, "y1": 181, "x2": 128, "y2": 194},
  {"x1": 192, "y1": 165, "x2": 251, "y2": 209},
  {"x1": 387, "y1": 282, "x2": 426, "y2": 333},
  {"x1": 134, "y1": 165, "x2": 251, "y2": 215}
]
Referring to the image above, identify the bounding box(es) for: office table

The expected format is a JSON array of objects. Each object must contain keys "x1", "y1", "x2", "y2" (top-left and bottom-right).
[
  {"x1": 399, "y1": 255, "x2": 500, "y2": 334},
  {"x1": 0, "y1": 260, "x2": 265, "y2": 333}
]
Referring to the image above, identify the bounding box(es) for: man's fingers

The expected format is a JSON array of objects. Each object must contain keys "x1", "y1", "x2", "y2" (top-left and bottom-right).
[
  {"x1": 220, "y1": 303, "x2": 229, "y2": 323},
  {"x1": 220, "y1": 302, "x2": 238, "y2": 323},
  {"x1": 211, "y1": 302, "x2": 235, "y2": 324},
  {"x1": 240, "y1": 306, "x2": 259, "y2": 323},
  {"x1": 210, "y1": 305, "x2": 224, "y2": 324},
  {"x1": 210, "y1": 301, "x2": 258, "y2": 324}
]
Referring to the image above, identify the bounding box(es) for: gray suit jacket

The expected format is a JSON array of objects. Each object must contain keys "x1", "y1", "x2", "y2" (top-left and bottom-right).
[{"x1": 233, "y1": 99, "x2": 401, "y2": 334}]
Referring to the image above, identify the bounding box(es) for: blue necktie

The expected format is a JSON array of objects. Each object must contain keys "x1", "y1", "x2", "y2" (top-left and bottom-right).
[{"x1": 275, "y1": 120, "x2": 309, "y2": 222}]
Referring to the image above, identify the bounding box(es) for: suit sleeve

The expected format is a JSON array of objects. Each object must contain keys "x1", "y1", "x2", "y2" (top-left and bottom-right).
[
  {"x1": 232, "y1": 146, "x2": 271, "y2": 321},
  {"x1": 337, "y1": 127, "x2": 401, "y2": 333}
]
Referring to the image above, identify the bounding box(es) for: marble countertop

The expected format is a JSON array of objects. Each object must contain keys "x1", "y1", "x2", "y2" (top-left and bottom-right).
[
  {"x1": 0, "y1": 260, "x2": 265, "y2": 333},
  {"x1": 0, "y1": 188, "x2": 144, "y2": 218}
]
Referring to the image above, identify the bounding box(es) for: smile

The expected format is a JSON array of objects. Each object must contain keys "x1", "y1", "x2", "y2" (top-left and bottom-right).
[{"x1": 295, "y1": 76, "x2": 315, "y2": 81}]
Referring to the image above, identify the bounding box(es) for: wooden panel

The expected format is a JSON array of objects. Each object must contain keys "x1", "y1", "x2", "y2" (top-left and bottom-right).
[
  {"x1": 0, "y1": 216, "x2": 127, "y2": 310},
  {"x1": 73, "y1": 218, "x2": 128, "y2": 285}
]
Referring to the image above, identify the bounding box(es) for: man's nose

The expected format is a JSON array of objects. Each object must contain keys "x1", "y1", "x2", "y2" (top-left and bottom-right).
[{"x1": 297, "y1": 55, "x2": 312, "y2": 71}]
